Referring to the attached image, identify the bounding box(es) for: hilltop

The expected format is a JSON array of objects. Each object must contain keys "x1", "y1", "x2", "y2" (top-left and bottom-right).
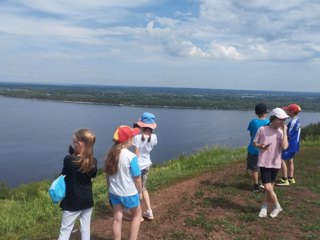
[{"x1": 0, "y1": 126, "x2": 319, "y2": 239}]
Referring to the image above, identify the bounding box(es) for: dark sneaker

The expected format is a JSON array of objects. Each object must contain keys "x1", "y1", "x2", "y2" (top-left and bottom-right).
[
  {"x1": 275, "y1": 178, "x2": 289, "y2": 186},
  {"x1": 253, "y1": 184, "x2": 260, "y2": 193}
]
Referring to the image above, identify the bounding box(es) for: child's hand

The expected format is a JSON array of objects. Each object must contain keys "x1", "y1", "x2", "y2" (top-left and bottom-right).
[
  {"x1": 283, "y1": 125, "x2": 287, "y2": 133},
  {"x1": 260, "y1": 143, "x2": 271, "y2": 150},
  {"x1": 68, "y1": 145, "x2": 75, "y2": 155}
]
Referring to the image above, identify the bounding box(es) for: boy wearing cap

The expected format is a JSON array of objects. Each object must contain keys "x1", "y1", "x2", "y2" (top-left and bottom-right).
[
  {"x1": 246, "y1": 103, "x2": 270, "y2": 192},
  {"x1": 276, "y1": 104, "x2": 302, "y2": 186}
]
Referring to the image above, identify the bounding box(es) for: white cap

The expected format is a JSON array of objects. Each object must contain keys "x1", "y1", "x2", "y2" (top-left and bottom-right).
[{"x1": 269, "y1": 108, "x2": 289, "y2": 119}]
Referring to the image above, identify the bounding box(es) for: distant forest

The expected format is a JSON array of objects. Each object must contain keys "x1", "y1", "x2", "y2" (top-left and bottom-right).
[{"x1": 1, "y1": 83, "x2": 320, "y2": 112}]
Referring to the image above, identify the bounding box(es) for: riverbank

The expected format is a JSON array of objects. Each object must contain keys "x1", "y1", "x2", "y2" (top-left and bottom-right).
[
  {"x1": 1, "y1": 141, "x2": 320, "y2": 239},
  {"x1": 1, "y1": 83, "x2": 320, "y2": 111}
]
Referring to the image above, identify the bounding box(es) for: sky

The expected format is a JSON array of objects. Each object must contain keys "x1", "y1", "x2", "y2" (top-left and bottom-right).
[{"x1": 0, "y1": 0, "x2": 319, "y2": 92}]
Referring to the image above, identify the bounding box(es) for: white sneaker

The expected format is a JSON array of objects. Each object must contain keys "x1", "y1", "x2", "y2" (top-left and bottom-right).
[
  {"x1": 143, "y1": 209, "x2": 154, "y2": 220},
  {"x1": 270, "y1": 207, "x2": 282, "y2": 218},
  {"x1": 258, "y1": 208, "x2": 267, "y2": 218}
]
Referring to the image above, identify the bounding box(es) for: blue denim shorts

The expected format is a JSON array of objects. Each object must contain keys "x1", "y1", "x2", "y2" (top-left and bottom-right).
[{"x1": 109, "y1": 192, "x2": 140, "y2": 209}]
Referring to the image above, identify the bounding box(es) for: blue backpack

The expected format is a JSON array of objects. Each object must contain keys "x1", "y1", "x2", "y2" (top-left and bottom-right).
[{"x1": 49, "y1": 175, "x2": 66, "y2": 204}]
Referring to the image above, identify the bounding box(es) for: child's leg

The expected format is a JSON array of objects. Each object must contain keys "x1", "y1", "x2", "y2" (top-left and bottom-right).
[
  {"x1": 58, "y1": 210, "x2": 81, "y2": 240},
  {"x1": 288, "y1": 159, "x2": 294, "y2": 177},
  {"x1": 129, "y1": 205, "x2": 142, "y2": 240},
  {"x1": 79, "y1": 208, "x2": 93, "y2": 240},
  {"x1": 281, "y1": 160, "x2": 288, "y2": 178},
  {"x1": 252, "y1": 170, "x2": 259, "y2": 185},
  {"x1": 112, "y1": 204, "x2": 124, "y2": 240},
  {"x1": 264, "y1": 183, "x2": 280, "y2": 208},
  {"x1": 141, "y1": 168, "x2": 153, "y2": 212}
]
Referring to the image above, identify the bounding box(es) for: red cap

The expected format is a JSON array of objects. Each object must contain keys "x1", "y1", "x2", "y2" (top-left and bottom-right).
[
  {"x1": 113, "y1": 125, "x2": 140, "y2": 143},
  {"x1": 283, "y1": 104, "x2": 301, "y2": 114}
]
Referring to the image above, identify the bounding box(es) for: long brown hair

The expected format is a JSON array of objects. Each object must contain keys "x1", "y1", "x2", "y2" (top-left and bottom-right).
[
  {"x1": 105, "y1": 142, "x2": 126, "y2": 175},
  {"x1": 74, "y1": 129, "x2": 96, "y2": 173}
]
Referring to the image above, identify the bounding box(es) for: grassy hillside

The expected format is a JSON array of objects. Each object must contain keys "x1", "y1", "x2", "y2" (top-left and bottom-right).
[{"x1": 1, "y1": 122, "x2": 319, "y2": 239}]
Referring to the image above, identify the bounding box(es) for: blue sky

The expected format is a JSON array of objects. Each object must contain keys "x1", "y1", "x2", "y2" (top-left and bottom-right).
[{"x1": 0, "y1": 0, "x2": 319, "y2": 92}]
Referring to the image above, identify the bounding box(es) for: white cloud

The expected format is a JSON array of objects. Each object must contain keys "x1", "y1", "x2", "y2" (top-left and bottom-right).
[{"x1": 0, "y1": 0, "x2": 320, "y2": 91}]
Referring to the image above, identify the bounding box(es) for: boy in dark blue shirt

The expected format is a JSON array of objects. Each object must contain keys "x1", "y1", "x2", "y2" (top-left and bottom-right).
[
  {"x1": 276, "y1": 104, "x2": 301, "y2": 186},
  {"x1": 246, "y1": 103, "x2": 270, "y2": 192}
]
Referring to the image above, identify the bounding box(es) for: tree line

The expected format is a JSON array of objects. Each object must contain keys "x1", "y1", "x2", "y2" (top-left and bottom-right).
[{"x1": 0, "y1": 83, "x2": 320, "y2": 111}]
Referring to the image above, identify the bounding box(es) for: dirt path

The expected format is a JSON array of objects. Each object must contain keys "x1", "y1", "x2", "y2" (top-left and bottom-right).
[{"x1": 90, "y1": 163, "x2": 238, "y2": 240}]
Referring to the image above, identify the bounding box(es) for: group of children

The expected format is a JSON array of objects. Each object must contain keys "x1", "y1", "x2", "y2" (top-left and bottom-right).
[
  {"x1": 58, "y1": 112, "x2": 158, "y2": 240},
  {"x1": 246, "y1": 103, "x2": 302, "y2": 218},
  {"x1": 55, "y1": 103, "x2": 302, "y2": 240}
]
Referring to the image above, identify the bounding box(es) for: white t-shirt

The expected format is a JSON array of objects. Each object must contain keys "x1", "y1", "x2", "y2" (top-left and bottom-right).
[
  {"x1": 108, "y1": 148, "x2": 141, "y2": 197},
  {"x1": 133, "y1": 134, "x2": 158, "y2": 170}
]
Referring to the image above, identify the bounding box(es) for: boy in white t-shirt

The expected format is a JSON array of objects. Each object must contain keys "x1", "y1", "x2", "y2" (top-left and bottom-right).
[{"x1": 134, "y1": 112, "x2": 158, "y2": 220}]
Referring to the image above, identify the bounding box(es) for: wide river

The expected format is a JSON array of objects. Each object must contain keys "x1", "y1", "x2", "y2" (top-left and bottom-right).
[{"x1": 1, "y1": 96, "x2": 319, "y2": 187}]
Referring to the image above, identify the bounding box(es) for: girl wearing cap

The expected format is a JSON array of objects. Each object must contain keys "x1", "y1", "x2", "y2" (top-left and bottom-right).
[
  {"x1": 253, "y1": 108, "x2": 289, "y2": 218},
  {"x1": 105, "y1": 125, "x2": 142, "y2": 240},
  {"x1": 58, "y1": 129, "x2": 97, "y2": 240},
  {"x1": 133, "y1": 112, "x2": 158, "y2": 220}
]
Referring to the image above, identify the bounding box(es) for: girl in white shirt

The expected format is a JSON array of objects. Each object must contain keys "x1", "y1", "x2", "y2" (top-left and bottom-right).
[
  {"x1": 133, "y1": 112, "x2": 158, "y2": 220},
  {"x1": 105, "y1": 125, "x2": 142, "y2": 240}
]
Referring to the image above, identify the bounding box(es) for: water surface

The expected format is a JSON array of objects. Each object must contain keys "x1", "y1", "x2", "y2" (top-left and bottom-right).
[{"x1": 1, "y1": 96, "x2": 319, "y2": 187}]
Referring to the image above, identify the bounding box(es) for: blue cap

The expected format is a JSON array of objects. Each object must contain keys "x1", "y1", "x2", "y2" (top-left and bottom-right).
[{"x1": 137, "y1": 112, "x2": 157, "y2": 129}]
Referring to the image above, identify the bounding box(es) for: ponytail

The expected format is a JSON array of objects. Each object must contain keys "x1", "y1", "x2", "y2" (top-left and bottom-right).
[{"x1": 105, "y1": 142, "x2": 125, "y2": 175}]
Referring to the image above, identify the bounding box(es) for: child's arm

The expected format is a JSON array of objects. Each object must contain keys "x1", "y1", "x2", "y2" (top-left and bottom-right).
[
  {"x1": 281, "y1": 125, "x2": 289, "y2": 150},
  {"x1": 253, "y1": 142, "x2": 271, "y2": 150},
  {"x1": 134, "y1": 147, "x2": 140, "y2": 156},
  {"x1": 252, "y1": 127, "x2": 270, "y2": 150},
  {"x1": 133, "y1": 176, "x2": 142, "y2": 193},
  {"x1": 130, "y1": 156, "x2": 142, "y2": 193},
  {"x1": 133, "y1": 135, "x2": 140, "y2": 156}
]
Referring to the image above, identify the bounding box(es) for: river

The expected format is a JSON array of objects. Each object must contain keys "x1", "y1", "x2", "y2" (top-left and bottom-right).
[{"x1": 0, "y1": 96, "x2": 319, "y2": 187}]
